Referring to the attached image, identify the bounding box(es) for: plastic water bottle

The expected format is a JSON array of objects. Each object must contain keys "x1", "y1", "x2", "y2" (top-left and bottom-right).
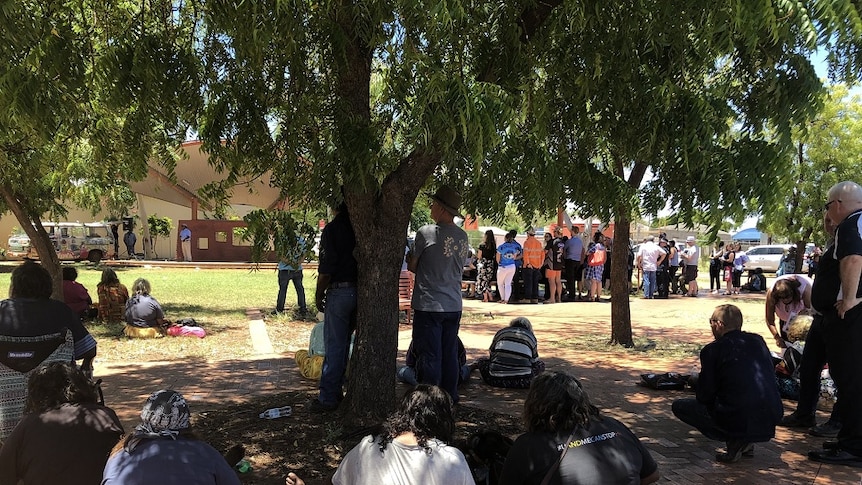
[
  {"x1": 259, "y1": 406, "x2": 292, "y2": 419},
  {"x1": 235, "y1": 459, "x2": 252, "y2": 473}
]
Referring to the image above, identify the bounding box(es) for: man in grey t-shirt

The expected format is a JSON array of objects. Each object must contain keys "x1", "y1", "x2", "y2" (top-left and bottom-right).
[{"x1": 407, "y1": 185, "x2": 469, "y2": 403}]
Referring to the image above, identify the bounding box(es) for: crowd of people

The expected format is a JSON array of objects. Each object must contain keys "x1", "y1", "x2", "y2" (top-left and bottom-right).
[
  {"x1": 4, "y1": 181, "x2": 862, "y2": 483},
  {"x1": 468, "y1": 225, "x2": 615, "y2": 305}
]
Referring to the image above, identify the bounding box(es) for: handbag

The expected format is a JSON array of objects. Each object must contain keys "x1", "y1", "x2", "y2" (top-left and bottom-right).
[
  {"x1": 588, "y1": 248, "x2": 606, "y2": 266},
  {"x1": 540, "y1": 429, "x2": 576, "y2": 485}
]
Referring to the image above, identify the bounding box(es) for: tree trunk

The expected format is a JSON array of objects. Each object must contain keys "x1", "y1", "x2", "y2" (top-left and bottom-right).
[
  {"x1": 609, "y1": 211, "x2": 633, "y2": 347},
  {"x1": 0, "y1": 186, "x2": 64, "y2": 300}
]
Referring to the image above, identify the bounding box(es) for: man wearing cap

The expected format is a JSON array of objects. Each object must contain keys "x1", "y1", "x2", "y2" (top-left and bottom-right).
[
  {"x1": 681, "y1": 236, "x2": 700, "y2": 297},
  {"x1": 179, "y1": 224, "x2": 192, "y2": 262},
  {"x1": 407, "y1": 185, "x2": 470, "y2": 403},
  {"x1": 522, "y1": 227, "x2": 544, "y2": 304}
]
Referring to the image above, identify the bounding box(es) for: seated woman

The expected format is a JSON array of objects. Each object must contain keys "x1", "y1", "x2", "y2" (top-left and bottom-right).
[
  {"x1": 332, "y1": 385, "x2": 474, "y2": 485},
  {"x1": 473, "y1": 317, "x2": 544, "y2": 389},
  {"x1": 500, "y1": 372, "x2": 659, "y2": 485},
  {"x1": 0, "y1": 362, "x2": 124, "y2": 485},
  {"x1": 102, "y1": 389, "x2": 240, "y2": 485},
  {"x1": 98, "y1": 268, "x2": 129, "y2": 324},
  {"x1": 124, "y1": 278, "x2": 167, "y2": 338},
  {"x1": 62, "y1": 266, "x2": 97, "y2": 320}
]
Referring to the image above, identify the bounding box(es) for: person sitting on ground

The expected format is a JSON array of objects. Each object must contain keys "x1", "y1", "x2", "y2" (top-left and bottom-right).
[
  {"x1": 102, "y1": 389, "x2": 241, "y2": 485},
  {"x1": 332, "y1": 385, "x2": 475, "y2": 485},
  {"x1": 62, "y1": 266, "x2": 98, "y2": 321},
  {"x1": 97, "y1": 268, "x2": 129, "y2": 324},
  {"x1": 765, "y1": 273, "x2": 813, "y2": 349},
  {"x1": 499, "y1": 371, "x2": 659, "y2": 485},
  {"x1": 672, "y1": 304, "x2": 782, "y2": 463},
  {"x1": 471, "y1": 316, "x2": 544, "y2": 389},
  {"x1": 397, "y1": 338, "x2": 471, "y2": 386},
  {"x1": 0, "y1": 362, "x2": 124, "y2": 485},
  {"x1": 0, "y1": 260, "x2": 98, "y2": 438},
  {"x1": 123, "y1": 278, "x2": 168, "y2": 338}
]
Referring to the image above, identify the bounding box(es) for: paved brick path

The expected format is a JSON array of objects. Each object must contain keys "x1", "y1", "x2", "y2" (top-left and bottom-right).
[{"x1": 95, "y1": 290, "x2": 862, "y2": 484}]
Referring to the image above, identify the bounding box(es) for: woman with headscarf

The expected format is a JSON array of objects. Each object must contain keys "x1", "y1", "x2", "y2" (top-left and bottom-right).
[
  {"x1": 476, "y1": 230, "x2": 497, "y2": 302},
  {"x1": 500, "y1": 372, "x2": 659, "y2": 485},
  {"x1": 102, "y1": 389, "x2": 240, "y2": 485}
]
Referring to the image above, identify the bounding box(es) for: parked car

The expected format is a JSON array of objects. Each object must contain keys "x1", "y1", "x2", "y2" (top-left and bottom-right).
[
  {"x1": 7, "y1": 221, "x2": 117, "y2": 263},
  {"x1": 743, "y1": 244, "x2": 809, "y2": 274}
]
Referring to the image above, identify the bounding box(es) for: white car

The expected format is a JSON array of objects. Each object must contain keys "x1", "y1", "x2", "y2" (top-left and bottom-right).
[{"x1": 743, "y1": 244, "x2": 809, "y2": 273}]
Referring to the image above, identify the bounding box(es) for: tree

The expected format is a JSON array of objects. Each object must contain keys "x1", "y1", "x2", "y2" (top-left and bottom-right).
[
  {"x1": 147, "y1": 215, "x2": 174, "y2": 258},
  {"x1": 760, "y1": 85, "x2": 862, "y2": 268},
  {"x1": 0, "y1": 1, "x2": 200, "y2": 296},
  {"x1": 186, "y1": 1, "x2": 862, "y2": 421}
]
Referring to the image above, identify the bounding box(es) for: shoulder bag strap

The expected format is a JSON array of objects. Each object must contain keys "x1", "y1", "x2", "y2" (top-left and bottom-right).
[{"x1": 540, "y1": 430, "x2": 576, "y2": 485}]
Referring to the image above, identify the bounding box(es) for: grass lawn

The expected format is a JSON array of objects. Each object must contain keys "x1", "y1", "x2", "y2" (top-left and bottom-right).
[{"x1": 0, "y1": 263, "x2": 319, "y2": 362}]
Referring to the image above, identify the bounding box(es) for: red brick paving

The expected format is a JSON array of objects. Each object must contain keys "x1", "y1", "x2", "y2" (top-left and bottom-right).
[{"x1": 95, "y1": 288, "x2": 862, "y2": 484}]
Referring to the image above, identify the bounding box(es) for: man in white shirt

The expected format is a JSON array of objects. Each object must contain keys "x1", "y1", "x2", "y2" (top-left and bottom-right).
[
  {"x1": 636, "y1": 236, "x2": 666, "y2": 299},
  {"x1": 680, "y1": 236, "x2": 700, "y2": 297}
]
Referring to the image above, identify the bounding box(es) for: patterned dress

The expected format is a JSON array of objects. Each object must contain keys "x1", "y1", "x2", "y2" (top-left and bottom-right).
[
  {"x1": 475, "y1": 244, "x2": 496, "y2": 294},
  {"x1": 585, "y1": 243, "x2": 605, "y2": 281},
  {"x1": 97, "y1": 283, "x2": 129, "y2": 323}
]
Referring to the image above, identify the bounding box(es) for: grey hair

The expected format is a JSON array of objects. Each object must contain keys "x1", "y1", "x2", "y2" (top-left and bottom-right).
[
  {"x1": 131, "y1": 278, "x2": 152, "y2": 296},
  {"x1": 509, "y1": 316, "x2": 533, "y2": 332}
]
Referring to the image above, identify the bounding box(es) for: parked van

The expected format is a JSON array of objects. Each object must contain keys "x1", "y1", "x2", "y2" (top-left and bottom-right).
[
  {"x1": 743, "y1": 244, "x2": 811, "y2": 274},
  {"x1": 7, "y1": 222, "x2": 117, "y2": 263}
]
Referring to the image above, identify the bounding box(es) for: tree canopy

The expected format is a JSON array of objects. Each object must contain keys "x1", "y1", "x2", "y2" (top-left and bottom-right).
[{"x1": 4, "y1": 0, "x2": 862, "y2": 421}]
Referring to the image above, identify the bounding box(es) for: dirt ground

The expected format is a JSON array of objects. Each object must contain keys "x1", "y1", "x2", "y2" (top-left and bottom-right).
[{"x1": 95, "y1": 284, "x2": 862, "y2": 485}]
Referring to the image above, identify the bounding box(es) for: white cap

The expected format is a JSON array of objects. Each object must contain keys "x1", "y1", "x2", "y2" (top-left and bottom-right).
[{"x1": 686, "y1": 236, "x2": 696, "y2": 242}]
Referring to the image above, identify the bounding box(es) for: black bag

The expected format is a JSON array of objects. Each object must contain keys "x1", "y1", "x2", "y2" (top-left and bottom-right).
[
  {"x1": 456, "y1": 429, "x2": 513, "y2": 485},
  {"x1": 639, "y1": 372, "x2": 690, "y2": 390}
]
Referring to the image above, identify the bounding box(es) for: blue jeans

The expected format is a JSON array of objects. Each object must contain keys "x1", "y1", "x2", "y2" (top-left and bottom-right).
[
  {"x1": 277, "y1": 269, "x2": 306, "y2": 312},
  {"x1": 318, "y1": 287, "x2": 357, "y2": 406},
  {"x1": 412, "y1": 310, "x2": 462, "y2": 403},
  {"x1": 522, "y1": 267, "x2": 540, "y2": 300},
  {"x1": 643, "y1": 271, "x2": 657, "y2": 298}
]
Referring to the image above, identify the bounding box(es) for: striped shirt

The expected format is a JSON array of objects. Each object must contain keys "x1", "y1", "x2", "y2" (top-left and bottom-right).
[{"x1": 488, "y1": 326, "x2": 538, "y2": 378}]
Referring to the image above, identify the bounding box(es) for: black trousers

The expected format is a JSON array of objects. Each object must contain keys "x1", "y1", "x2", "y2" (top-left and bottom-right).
[
  {"x1": 824, "y1": 307, "x2": 862, "y2": 456},
  {"x1": 564, "y1": 259, "x2": 582, "y2": 298},
  {"x1": 795, "y1": 315, "x2": 841, "y2": 422},
  {"x1": 656, "y1": 267, "x2": 669, "y2": 298}
]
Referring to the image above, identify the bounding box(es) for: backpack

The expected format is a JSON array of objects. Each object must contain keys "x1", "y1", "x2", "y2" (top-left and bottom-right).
[
  {"x1": 588, "y1": 247, "x2": 606, "y2": 266},
  {"x1": 456, "y1": 429, "x2": 513, "y2": 485}
]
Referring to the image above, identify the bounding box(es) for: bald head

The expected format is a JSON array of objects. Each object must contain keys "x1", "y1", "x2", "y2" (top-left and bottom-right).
[{"x1": 827, "y1": 181, "x2": 862, "y2": 222}]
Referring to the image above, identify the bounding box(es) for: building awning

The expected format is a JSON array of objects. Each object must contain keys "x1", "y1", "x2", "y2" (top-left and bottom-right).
[{"x1": 732, "y1": 227, "x2": 762, "y2": 241}]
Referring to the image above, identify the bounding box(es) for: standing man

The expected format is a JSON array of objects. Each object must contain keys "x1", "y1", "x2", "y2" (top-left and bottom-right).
[
  {"x1": 680, "y1": 236, "x2": 700, "y2": 297},
  {"x1": 274, "y1": 235, "x2": 308, "y2": 316},
  {"x1": 636, "y1": 235, "x2": 665, "y2": 299},
  {"x1": 672, "y1": 304, "x2": 782, "y2": 463},
  {"x1": 407, "y1": 185, "x2": 469, "y2": 403},
  {"x1": 179, "y1": 223, "x2": 192, "y2": 262},
  {"x1": 123, "y1": 228, "x2": 137, "y2": 259},
  {"x1": 564, "y1": 226, "x2": 585, "y2": 300},
  {"x1": 809, "y1": 181, "x2": 862, "y2": 466},
  {"x1": 311, "y1": 201, "x2": 358, "y2": 413},
  {"x1": 521, "y1": 227, "x2": 544, "y2": 304}
]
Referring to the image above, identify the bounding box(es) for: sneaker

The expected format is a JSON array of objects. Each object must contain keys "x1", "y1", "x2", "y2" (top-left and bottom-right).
[
  {"x1": 309, "y1": 398, "x2": 338, "y2": 414},
  {"x1": 716, "y1": 441, "x2": 753, "y2": 463},
  {"x1": 779, "y1": 412, "x2": 816, "y2": 428},
  {"x1": 809, "y1": 420, "x2": 842, "y2": 438}
]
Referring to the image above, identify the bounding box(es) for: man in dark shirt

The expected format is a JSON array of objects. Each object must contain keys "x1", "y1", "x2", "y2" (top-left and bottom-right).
[
  {"x1": 672, "y1": 304, "x2": 782, "y2": 463},
  {"x1": 310, "y1": 202, "x2": 358, "y2": 413},
  {"x1": 779, "y1": 212, "x2": 842, "y2": 437},
  {"x1": 809, "y1": 181, "x2": 862, "y2": 467}
]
